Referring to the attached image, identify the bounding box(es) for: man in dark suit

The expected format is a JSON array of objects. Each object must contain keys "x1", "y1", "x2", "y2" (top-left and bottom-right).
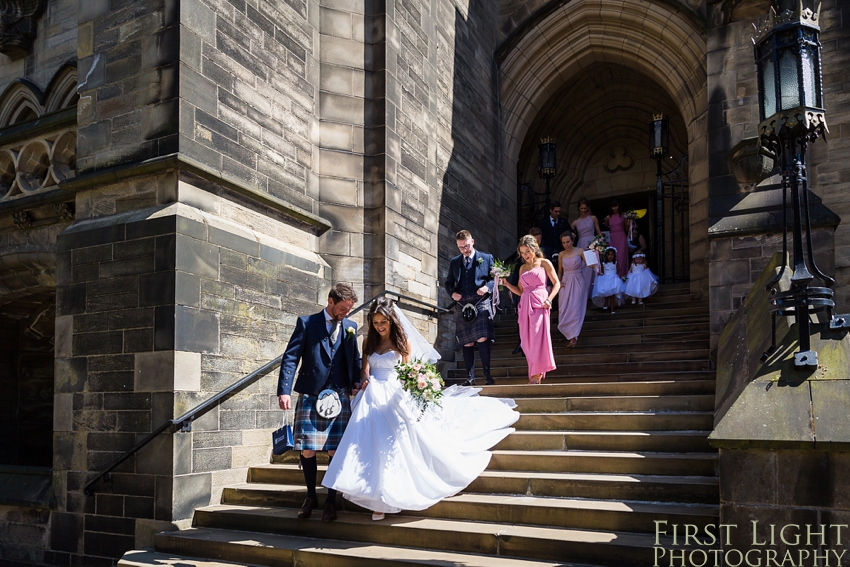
[
  {"x1": 278, "y1": 283, "x2": 361, "y2": 522},
  {"x1": 537, "y1": 201, "x2": 571, "y2": 260},
  {"x1": 444, "y1": 230, "x2": 495, "y2": 385}
]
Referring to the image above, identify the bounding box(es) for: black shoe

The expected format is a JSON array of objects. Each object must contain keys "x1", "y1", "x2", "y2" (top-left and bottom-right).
[
  {"x1": 512, "y1": 344, "x2": 523, "y2": 355},
  {"x1": 297, "y1": 497, "x2": 318, "y2": 519},
  {"x1": 462, "y1": 377, "x2": 475, "y2": 386},
  {"x1": 485, "y1": 376, "x2": 495, "y2": 385},
  {"x1": 322, "y1": 501, "x2": 337, "y2": 522}
]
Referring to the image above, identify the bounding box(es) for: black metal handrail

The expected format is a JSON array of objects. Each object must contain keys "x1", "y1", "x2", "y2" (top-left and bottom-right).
[{"x1": 84, "y1": 289, "x2": 446, "y2": 496}]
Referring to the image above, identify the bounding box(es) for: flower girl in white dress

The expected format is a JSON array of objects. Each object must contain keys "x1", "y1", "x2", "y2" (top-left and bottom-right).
[
  {"x1": 592, "y1": 246, "x2": 625, "y2": 313},
  {"x1": 624, "y1": 252, "x2": 658, "y2": 304},
  {"x1": 322, "y1": 298, "x2": 519, "y2": 520}
]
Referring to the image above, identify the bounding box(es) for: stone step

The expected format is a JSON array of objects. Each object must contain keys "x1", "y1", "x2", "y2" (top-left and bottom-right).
[
  {"x1": 468, "y1": 470, "x2": 719, "y2": 503},
  {"x1": 513, "y1": 395, "x2": 714, "y2": 413},
  {"x1": 458, "y1": 349, "x2": 711, "y2": 370},
  {"x1": 493, "y1": 320, "x2": 710, "y2": 340},
  {"x1": 490, "y1": 339, "x2": 710, "y2": 356},
  {"x1": 179, "y1": 505, "x2": 688, "y2": 566},
  {"x1": 494, "y1": 430, "x2": 714, "y2": 452},
  {"x1": 488, "y1": 450, "x2": 718, "y2": 476},
  {"x1": 120, "y1": 550, "x2": 259, "y2": 567},
  {"x1": 247, "y1": 465, "x2": 719, "y2": 504},
  {"x1": 446, "y1": 359, "x2": 712, "y2": 380},
  {"x1": 495, "y1": 310, "x2": 710, "y2": 329},
  {"x1": 514, "y1": 411, "x2": 714, "y2": 431},
  {"x1": 449, "y1": 371, "x2": 717, "y2": 386},
  {"x1": 149, "y1": 528, "x2": 596, "y2": 567},
  {"x1": 221, "y1": 484, "x2": 718, "y2": 533},
  {"x1": 480, "y1": 379, "x2": 716, "y2": 398}
]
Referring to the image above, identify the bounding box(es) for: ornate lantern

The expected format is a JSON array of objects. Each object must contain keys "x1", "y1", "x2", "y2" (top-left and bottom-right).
[
  {"x1": 537, "y1": 137, "x2": 557, "y2": 209},
  {"x1": 753, "y1": 1, "x2": 839, "y2": 367},
  {"x1": 649, "y1": 114, "x2": 669, "y2": 159}
]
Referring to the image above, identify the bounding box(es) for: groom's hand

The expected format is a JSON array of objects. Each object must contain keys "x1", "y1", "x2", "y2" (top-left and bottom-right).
[
  {"x1": 451, "y1": 292, "x2": 462, "y2": 301},
  {"x1": 477, "y1": 286, "x2": 489, "y2": 295},
  {"x1": 278, "y1": 395, "x2": 291, "y2": 411}
]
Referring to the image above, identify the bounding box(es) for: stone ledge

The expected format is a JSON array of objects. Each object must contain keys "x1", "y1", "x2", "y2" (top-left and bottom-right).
[
  {"x1": 0, "y1": 465, "x2": 54, "y2": 509},
  {"x1": 59, "y1": 153, "x2": 332, "y2": 235}
]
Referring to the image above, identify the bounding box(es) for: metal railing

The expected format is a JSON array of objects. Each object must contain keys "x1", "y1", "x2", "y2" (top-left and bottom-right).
[{"x1": 83, "y1": 289, "x2": 447, "y2": 496}]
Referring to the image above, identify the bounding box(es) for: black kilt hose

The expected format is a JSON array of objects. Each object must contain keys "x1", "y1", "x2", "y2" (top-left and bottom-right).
[
  {"x1": 293, "y1": 390, "x2": 351, "y2": 452},
  {"x1": 454, "y1": 294, "x2": 495, "y2": 345}
]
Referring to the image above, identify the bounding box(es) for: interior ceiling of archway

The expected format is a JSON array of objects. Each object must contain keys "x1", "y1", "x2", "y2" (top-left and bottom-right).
[
  {"x1": 500, "y1": 0, "x2": 707, "y2": 171},
  {"x1": 517, "y1": 63, "x2": 688, "y2": 205}
]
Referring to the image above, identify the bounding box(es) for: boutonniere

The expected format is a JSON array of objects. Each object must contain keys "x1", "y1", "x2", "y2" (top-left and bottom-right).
[
  {"x1": 477, "y1": 257, "x2": 484, "y2": 266},
  {"x1": 345, "y1": 327, "x2": 356, "y2": 339}
]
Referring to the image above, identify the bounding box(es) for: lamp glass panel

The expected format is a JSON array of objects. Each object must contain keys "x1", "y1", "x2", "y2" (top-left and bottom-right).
[
  {"x1": 779, "y1": 49, "x2": 800, "y2": 110},
  {"x1": 801, "y1": 45, "x2": 817, "y2": 107},
  {"x1": 761, "y1": 58, "x2": 776, "y2": 118}
]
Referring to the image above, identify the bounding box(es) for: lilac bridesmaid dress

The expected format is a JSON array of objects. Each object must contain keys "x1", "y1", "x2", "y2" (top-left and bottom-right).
[
  {"x1": 608, "y1": 213, "x2": 629, "y2": 277},
  {"x1": 558, "y1": 254, "x2": 587, "y2": 341},
  {"x1": 518, "y1": 267, "x2": 556, "y2": 379}
]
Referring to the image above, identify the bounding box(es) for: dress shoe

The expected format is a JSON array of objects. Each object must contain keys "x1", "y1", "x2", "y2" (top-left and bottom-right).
[
  {"x1": 371, "y1": 512, "x2": 385, "y2": 521},
  {"x1": 512, "y1": 344, "x2": 523, "y2": 355},
  {"x1": 322, "y1": 501, "x2": 338, "y2": 522},
  {"x1": 462, "y1": 377, "x2": 475, "y2": 386},
  {"x1": 485, "y1": 376, "x2": 495, "y2": 385},
  {"x1": 297, "y1": 497, "x2": 318, "y2": 519}
]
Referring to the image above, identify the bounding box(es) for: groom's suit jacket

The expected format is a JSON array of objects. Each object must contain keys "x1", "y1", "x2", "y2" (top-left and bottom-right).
[
  {"x1": 444, "y1": 251, "x2": 495, "y2": 298},
  {"x1": 277, "y1": 311, "x2": 361, "y2": 396}
]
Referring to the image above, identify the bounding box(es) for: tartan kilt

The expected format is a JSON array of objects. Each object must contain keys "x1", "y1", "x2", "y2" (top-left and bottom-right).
[
  {"x1": 292, "y1": 390, "x2": 351, "y2": 451},
  {"x1": 454, "y1": 295, "x2": 495, "y2": 345}
]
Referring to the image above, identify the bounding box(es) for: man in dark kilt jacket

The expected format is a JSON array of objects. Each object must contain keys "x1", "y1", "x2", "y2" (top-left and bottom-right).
[
  {"x1": 278, "y1": 283, "x2": 361, "y2": 522},
  {"x1": 444, "y1": 230, "x2": 496, "y2": 385}
]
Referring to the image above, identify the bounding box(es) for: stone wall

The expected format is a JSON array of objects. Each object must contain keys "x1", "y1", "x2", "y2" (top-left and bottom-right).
[
  {"x1": 810, "y1": 0, "x2": 850, "y2": 312},
  {"x1": 0, "y1": 0, "x2": 76, "y2": 95},
  {"x1": 53, "y1": 172, "x2": 331, "y2": 565}
]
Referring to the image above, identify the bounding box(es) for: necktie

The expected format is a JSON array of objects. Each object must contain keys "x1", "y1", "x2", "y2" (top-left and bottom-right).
[
  {"x1": 465, "y1": 257, "x2": 470, "y2": 268},
  {"x1": 551, "y1": 218, "x2": 556, "y2": 227},
  {"x1": 330, "y1": 320, "x2": 341, "y2": 343}
]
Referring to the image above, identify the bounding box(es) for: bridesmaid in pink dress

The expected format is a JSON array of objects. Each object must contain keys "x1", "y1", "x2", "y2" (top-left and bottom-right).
[
  {"x1": 604, "y1": 199, "x2": 629, "y2": 277},
  {"x1": 502, "y1": 235, "x2": 560, "y2": 384},
  {"x1": 557, "y1": 233, "x2": 588, "y2": 347}
]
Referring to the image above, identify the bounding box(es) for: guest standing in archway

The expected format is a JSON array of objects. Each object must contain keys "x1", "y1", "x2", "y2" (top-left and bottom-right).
[{"x1": 604, "y1": 199, "x2": 629, "y2": 277}]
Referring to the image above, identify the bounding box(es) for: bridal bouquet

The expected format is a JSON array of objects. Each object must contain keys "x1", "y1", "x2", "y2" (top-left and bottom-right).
[
  {"x1": 491, "y1": 259, "x2": 511, "y2": 290},
  {"x1": 588, "y1": 234, "x2": 608, "y2": 252},
  {"x1": 396, "y1": 359, "x2": 444, "y2": 414},
  {"x1": 623, "y1": 209, "x2": 638, "y2": 221}
]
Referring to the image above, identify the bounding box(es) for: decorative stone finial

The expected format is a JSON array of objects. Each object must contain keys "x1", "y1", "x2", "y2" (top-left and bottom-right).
[{"x1": 0, "y1": 0, "x2": 47, "y2": 59}]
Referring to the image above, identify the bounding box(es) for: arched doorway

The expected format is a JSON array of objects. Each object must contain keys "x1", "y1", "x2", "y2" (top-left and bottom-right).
[{"x1": 500, "y1": 0, "x2": 708, "y2": 295}]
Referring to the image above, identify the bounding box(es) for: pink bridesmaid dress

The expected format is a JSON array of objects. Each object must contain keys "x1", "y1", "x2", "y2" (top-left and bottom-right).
[
  {"x1": 608, "y1": 213, "x2": 629, "y2": 277},
  {"x1": 558, "y1": 255, "x2": 587, "y2": 341},
  {"x1": 518, "y1": 266, "x2": 556, "y2": 379}
]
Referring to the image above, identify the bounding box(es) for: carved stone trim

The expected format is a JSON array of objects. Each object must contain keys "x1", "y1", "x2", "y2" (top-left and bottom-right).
[
  {"x1": 12, "y1": 210, "x2": 32, "y2": 228},
  {"x1": 0, "y1": 0, "x2": 47, "y2": 59}
]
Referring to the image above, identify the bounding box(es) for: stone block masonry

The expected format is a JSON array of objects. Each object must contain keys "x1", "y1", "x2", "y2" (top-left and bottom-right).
[{"x1": 52, "y1": 182, "x2": 331, "y2": 565}]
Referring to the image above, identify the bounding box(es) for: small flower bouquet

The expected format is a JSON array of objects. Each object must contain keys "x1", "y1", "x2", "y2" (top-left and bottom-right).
[
  {"x1": 395, "y1": 359, "x2": 445, "y2": 414},
  {"x1": 623, "y1": 209, "x2": 638, "y2": 221},
  {"x1": 491, "y1": 259, "x2": 511, "y2": 290},
  {"x1": 588, "y1": 234, "x2": 609, "y2": 252}
]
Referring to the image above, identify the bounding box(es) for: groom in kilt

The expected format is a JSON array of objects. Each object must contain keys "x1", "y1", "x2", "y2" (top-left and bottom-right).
[
  {"x1": 278, "y1": 283, "x2": 362, "y2": 522},
  {"x1": 444, "y1": 230, "x2": 496, "y2": 385}
]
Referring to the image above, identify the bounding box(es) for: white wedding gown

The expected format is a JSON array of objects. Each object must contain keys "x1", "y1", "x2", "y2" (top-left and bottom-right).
[{"x1": 321, "y1": 350, "x2": 519, "y2": 513}]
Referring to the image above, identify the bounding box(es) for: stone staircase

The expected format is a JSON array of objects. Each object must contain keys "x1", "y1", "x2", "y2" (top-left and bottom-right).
[{"x1": 120, "y1": 283, "x2": 717, "y2": 567}]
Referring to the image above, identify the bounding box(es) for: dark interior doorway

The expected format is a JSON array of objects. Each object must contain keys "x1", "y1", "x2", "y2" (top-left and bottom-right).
[{"x1": 0, "y1": 294, "x2": 55, "y2": 467}]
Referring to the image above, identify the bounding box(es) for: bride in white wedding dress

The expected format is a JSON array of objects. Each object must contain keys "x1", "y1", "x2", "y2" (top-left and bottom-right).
[{"x1": 321, "y1": 297, "x2": 519, "y2": 520}]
